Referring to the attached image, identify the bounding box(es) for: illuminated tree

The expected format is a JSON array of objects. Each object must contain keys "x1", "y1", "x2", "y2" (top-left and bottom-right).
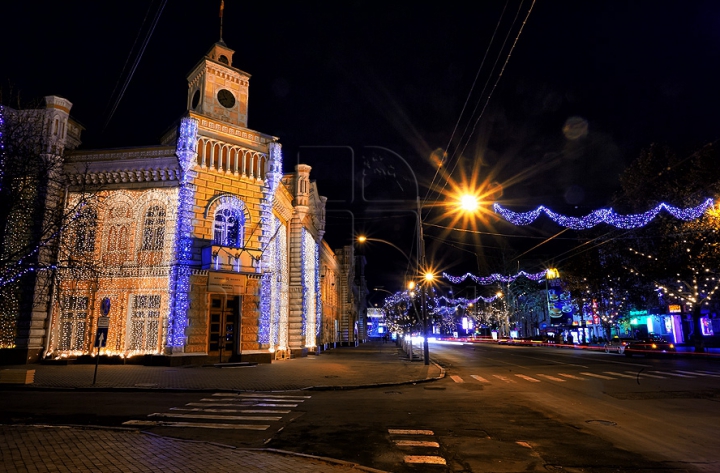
[
  {"x1": 0, "y1": 97, "x2": 95, "y2": 359},
  {"x1": 608, "y1": 142, "x2": 720, "y2": 352}
]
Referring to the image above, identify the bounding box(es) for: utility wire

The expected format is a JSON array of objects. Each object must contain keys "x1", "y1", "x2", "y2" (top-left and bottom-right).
[{"x1": 102, "y1": 0, "x2": 167, "y2": 133}]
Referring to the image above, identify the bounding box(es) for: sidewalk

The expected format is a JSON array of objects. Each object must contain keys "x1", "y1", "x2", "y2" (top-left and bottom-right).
[{"x1": 1, "y1": 341, "x2": 444, "y2": 473}]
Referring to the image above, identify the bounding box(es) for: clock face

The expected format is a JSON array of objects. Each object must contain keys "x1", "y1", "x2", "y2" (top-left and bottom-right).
[{"x1": 217, "y1": 89, "x2": 235, "y2": 108}]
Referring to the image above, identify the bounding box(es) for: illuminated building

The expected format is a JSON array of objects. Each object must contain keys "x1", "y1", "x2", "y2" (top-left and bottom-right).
[{"x1": 1, "y1": 40, "x2": 340, "y2": 363}]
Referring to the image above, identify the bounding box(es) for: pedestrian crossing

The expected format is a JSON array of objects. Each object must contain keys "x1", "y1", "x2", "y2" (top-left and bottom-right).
[
  {"x1": 388, "y1": 428, "x2": 447, "y2": 466},
  {"x1": 122, "y1": 392, "x2": 310, "y2": 431},
  {"x1": 450, "y1": 369, "x2": 720, "y2": 385}
]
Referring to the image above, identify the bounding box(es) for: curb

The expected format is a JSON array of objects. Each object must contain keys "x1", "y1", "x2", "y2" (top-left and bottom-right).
[
  {"x1": 305, "y1": 360, "x2": 445, "y2": 391},
  {"x1": 0, "y1": 361, "x2": 446, "y2": 394}
]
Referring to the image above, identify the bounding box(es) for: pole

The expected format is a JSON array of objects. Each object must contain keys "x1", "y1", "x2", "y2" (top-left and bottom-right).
[
  {"x1": 93, "y1": 335, "x2": 102, "y2": 386},
  {"x1": 418, "y1": 196, "x2": 429, "y2": 365}
]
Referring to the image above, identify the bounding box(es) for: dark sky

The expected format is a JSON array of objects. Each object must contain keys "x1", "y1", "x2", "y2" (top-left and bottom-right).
[{"x1": 4, "y1": 1, "x2": 720, "y2": 295}]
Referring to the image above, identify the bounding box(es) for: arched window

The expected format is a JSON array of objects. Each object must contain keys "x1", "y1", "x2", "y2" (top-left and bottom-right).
[
  {"x1": 106, "y1": 204, "x2": 131, "y2": 253},
  {"x1": 75, "y1": 208, "x2": 97, "y2": 253},
  {"x1": 213, "y1": 205, "x2": 244, "y2": 248},
  {"x1": 141, "y1": 205, "x2": 166, "y2": 251}
]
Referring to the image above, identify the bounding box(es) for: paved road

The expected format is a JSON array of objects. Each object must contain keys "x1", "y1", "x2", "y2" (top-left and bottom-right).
[{"x1": 1, "y1": 341, "x2": 438, "y2": 473}]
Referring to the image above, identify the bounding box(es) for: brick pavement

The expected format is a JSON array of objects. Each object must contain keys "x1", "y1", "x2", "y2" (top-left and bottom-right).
[
  {"x1": 1, "y1": 341, "x2": 443, "y2": 472},
  {"x1": 0, "y1": 425, "x2": 388, "y2": 473}
]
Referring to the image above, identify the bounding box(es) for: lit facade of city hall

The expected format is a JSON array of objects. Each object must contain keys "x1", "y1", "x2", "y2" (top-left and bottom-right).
[{"x1": 0, "y1": 40, "x2": 367, "y2": 364}]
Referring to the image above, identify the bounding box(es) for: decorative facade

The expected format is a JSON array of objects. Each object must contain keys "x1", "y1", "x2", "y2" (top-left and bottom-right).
[{"x1": 0, "y1": 40, "x2": 347, "y2": 364}]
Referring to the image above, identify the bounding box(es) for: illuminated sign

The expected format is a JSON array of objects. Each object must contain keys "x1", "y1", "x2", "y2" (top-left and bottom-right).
[
  {"x1": 668, "y1": 304, "x2": 681, "y2": 313},
  {"x1": 629, "y1": 310, "x2": 648, "y2": 316}
]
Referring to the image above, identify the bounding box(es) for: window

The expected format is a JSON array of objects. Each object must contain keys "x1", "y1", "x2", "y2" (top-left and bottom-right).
[
  {"x1": 106, "y1": 204, "x2": 131, "y2": 253},
  {"x1": 213, "y1": 206, "x2": 244, "y2": 247},
  {"x1": 128, "y1": 294, "x2": 161, "y2": 351},
  {"x1": 75, "y1": 209, "x2": 97, "y2": 253},
  {"x1": 141, "y1": 205, "x2": 166, "y2": 251},
  {"x1": 58, "y1": 296, "x2": 88, "y2": 351}
]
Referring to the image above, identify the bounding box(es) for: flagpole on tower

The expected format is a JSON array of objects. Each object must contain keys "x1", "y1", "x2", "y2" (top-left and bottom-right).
[{"x1": 219, "y1": 0, "x2": 225, "y2": 42}]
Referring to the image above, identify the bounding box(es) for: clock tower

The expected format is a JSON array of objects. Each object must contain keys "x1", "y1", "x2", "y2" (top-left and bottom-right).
[{"x1": 186, "y1": 41, "x2": 250, "y2": 127}]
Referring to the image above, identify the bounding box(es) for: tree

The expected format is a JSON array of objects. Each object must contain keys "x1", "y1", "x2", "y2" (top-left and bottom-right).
[
  {"x1": 607, "y1": 142, "x2": 720, "y2": 352},
  {"x1": 0, "y1": 96, "x2": 95, "y2": 361}
]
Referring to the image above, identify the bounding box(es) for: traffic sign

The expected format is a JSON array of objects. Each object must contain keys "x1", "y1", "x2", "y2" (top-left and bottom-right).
[
  {"x1": 101, "y1": 297, "x2": 111, "y2": 316},
  {"x1": 97, "y1": 316, "x2": 110, "y2": 328},
  {"x1": 94, "y1": 328, "x2": 108, "y2": 348}
]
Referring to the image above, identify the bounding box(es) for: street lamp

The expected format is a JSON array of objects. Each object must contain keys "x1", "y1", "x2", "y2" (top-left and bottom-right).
[{"x1": 357, "y1": 233, "x2": 432, "y2": 365}]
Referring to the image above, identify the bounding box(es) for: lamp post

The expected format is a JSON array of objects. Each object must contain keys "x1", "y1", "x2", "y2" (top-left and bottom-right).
[{"x1": 357, "y1": 232, "x2": 432, "y2": 365}]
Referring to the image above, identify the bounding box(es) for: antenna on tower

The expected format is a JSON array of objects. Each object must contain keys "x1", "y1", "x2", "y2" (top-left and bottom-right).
[{"x1": 219, "y1": 0, "x2": 225, "y2": 42}]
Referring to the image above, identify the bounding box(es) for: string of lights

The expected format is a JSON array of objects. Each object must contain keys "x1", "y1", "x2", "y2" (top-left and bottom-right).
[
  {"x1": 437, "y1": 294, "x2": 500, "y2": 304},
  {"x1": 443, "y1": 269, "x2": 548, "y2": 285},
  {"x1": 493, "y1": 199, "x2": 714, "y2": 229}
]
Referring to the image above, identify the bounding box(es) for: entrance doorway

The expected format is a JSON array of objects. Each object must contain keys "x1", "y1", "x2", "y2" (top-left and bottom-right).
[{"x1": 209, "y1": 294, "x2": 241, "y2": 362}]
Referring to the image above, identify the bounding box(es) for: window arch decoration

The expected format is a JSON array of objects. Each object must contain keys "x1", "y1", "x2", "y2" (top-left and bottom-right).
[
  {"x1": 103, "y1": 194, "x2": 135, "y2": 256},
  {"x1": 205, "y1": 194, "x2": 249, "y2": 248}
]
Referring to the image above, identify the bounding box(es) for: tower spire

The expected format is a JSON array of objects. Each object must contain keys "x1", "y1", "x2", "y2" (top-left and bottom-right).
[{"x1": 219, "y1": 0, "x2": 225, "y2": 43}]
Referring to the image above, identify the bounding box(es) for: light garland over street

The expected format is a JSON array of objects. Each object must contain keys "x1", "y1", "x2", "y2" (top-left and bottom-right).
[
  {"x1": 493, "y1": 198, "x2": 714, "y2": 229},
  {"x1": 442, "y1": 269, "x2": 549, "y2": 285}
]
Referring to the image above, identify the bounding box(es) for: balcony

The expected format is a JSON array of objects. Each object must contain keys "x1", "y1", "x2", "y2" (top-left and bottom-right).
[{"x1": 201, "y1": 245, "x2": 261, "y2": 274}]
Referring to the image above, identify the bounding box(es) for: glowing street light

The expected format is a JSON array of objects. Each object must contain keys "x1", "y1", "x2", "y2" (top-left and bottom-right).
[{"x1": 458, "y1": 193, "x2": 480, "y2": 212}]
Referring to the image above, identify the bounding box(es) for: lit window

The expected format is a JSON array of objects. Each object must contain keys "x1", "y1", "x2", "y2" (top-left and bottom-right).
[
  {"x1": 75, "y1": 209, "x2": 97, "y2": 253},
  {"x1": 141, "y1": 205, "x2": 166, "y2": 250},
  {"x1": 128, "y1": 294, "x2": 161, "y2": 352},
  {"x1": 59, "y1": 296, "x2": 88, "y2": 351},
  {"x1": 214, "y1": 205, "x2": 244, "y2": 247}
]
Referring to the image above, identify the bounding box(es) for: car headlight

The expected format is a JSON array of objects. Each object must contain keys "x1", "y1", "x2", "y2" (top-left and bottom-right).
[
  {"x1": 669, "y1": 344, "x2": 674, "y2": 349},
  {"x1": 651, "y1": 343, "x2": 657, "y2": 349}
]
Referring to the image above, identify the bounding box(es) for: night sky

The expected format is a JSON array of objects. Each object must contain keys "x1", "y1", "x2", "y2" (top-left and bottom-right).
[{"x1": 4, "y1": 1, "x2": 720, "y2": 296}]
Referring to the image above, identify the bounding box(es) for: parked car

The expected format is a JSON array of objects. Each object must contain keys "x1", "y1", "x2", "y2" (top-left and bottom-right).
[
  {"x1": 624, "y1": 336, "x2": 676, "y2": 357},
  {"x1": 603, "y1": 337, "x2": 636, "y2": 354}
]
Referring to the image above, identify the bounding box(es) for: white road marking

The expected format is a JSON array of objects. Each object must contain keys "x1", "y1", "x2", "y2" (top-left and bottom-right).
[
  {"x1": 492, "y1": 374, "x2": 517, "y2": 383},
  {"x1": 171, "y1": 407, "x2": 291, "y2": 414},
  {"x1": 196, "y1": 401, "x2": 299, "y2": 407},
  {"x1": 626, "y1": 371, "x2": 665, "y2": 379},
  {"x1": 450, "y1": 375, "x2": 464, "y2": 383},
  {"x1": 683, "y1": 370, "x2": 720, "y2": 377},
  {"x1": 122, "y1": 420, "x2": 269, "y2": 430},
  {"x1": 558, "y1": 373, "x2": 585, "y2": 380},
  {"x1": 536, "y1": 374, "x2": 565, "y2": 382},
  {"x1": 514, "y1": 374, "x2": 540, "y2": 382},
  {"x1": 470, "y1": 375, "x2": 490, "y2": 383},
  {"x1": 148, "y1": 413, "x2": 281, "y2": 421},
  {"x1": 697, "y1": 370, "x2": 720, "y2": 376},
  {"x1": 206, "y1": 397, "x2": 304, "y2": 403},
  {"x1": 603, "y1": 371, "x2": 637, "y2": 379},
  {"x1": 404, "y1": 455, "x2": 447, "y2": 465},
  {"x1": 394, "y1": 440, "x2": 440, "y2": 448},
  {"x1": 388, "y1": 429, "x2": 434, "y2": 435},
  {"x1": 580, "y1": 372, "x2": 615, "y2": 380},
  {"x1": 212, "y1": 393, "x2": 311, "y2": 399},
  {"x1": 650, "y1": 371, "x2": 694, "y2": 378}
]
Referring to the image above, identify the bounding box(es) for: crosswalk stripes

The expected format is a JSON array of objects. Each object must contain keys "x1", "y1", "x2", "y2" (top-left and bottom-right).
[
  {"x1": 514, "y1": 374, "x2": 540, "y2": 383},
  {"x1": 536, "y1": 374, "x2": 565, "y2": 382},
  {"x1": 603, "y1": 371, "x2": 637, "y2": 379},
  {"x1": 580, "y1": 372, "x2": 615, "y2": 380},
  {"x1": 451, "y1": 369, "x2": 719, "y2": 386},
  {"x1": 492, "y1": 374, "x2": 517, "y2": 383},
  {"x1": 678, "y1": 370, "x2": 720, "y2": 377},
  {"x1": 628, "y1": 371, "x2": 665, "y2": 379},
  {"x1": 649, "y1": 371, "x2": 694, "y2": 378},
  {"x1": 558, "y1": 373, "x2": 585, "y2": 380},
  {"x1": 388, "y1": 429, "x2": 447, "y2": 466},
  {"x1": 122, "y1": 392, "x2": 310, "y2": 431}
]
